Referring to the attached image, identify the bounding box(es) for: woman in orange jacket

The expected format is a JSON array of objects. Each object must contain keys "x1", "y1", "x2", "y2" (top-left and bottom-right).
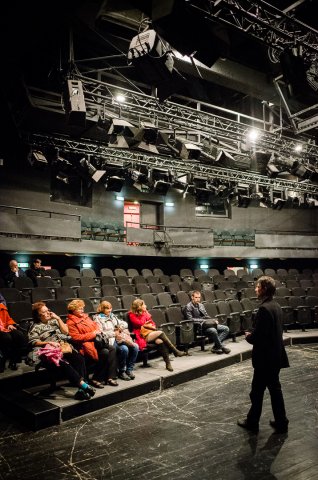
[
  {"x1": 0, "y1": 303, "x2": 28, "y2": 372},
  {"x1": 66, "y1": 299, "x2": 118, "y2": 387}
]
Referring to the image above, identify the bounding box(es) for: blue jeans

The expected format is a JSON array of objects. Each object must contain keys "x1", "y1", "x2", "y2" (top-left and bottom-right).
[
  {"x1": 115, "y1": 341, "x2": 139, "y2": 373},
  {"x1": 205, "y1": 324, "x2": 229, "y2": 349}
]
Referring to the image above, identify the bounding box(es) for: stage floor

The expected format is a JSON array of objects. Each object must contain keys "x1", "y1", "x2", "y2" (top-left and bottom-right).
[{"x1": 0, "y1": 336, "x2": 317, "y2": 480}]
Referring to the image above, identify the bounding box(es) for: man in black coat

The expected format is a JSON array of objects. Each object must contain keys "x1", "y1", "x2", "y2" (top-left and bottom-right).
[
  {"x1": 237, "y1": 276, "x2": 289, "y2": 433},
  {"x1": 5, "y1": 259, "x2": 27, "y2": 287}
]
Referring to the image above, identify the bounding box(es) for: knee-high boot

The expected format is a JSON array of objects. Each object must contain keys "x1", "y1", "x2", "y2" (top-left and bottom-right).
[
  {"x1": 158, "y1": 343, "x2": 173, "y2": 371},
  {"x1": 158, "y1": 332, "x2": 187, "y2": 357}
]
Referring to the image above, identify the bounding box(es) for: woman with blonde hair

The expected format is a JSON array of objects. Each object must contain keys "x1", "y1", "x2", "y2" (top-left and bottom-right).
[
  {"x1": 128, "y1": 299, "x2": 187, "y2": 372},
  {"x1": 66, "y1": 299, "x2": 118, "y2": 387},
  {"x1": 93, "y1": 301, "x2": 138, "y2": 381}
]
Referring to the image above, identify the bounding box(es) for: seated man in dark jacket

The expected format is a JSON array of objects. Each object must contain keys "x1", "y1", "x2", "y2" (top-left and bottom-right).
[
  {"x1": 184, "y1": 291, "x2": 230, "y2": 354},
  {"x1": 5, "y1": 259, "x2": 27, "y2": 287},
  {"x1": 26, "y1": 258, "x2": 47, "y2": 286}
]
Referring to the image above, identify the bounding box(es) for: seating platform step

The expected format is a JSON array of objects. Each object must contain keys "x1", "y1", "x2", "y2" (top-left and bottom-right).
[{"x1": 0, "y1": 330, "x2": 317, "y2": 430}]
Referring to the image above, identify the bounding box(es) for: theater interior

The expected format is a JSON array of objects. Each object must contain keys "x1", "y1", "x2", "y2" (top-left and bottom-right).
[{"x1": 0, "y1": 1, "x2": 318, "y2": 479}]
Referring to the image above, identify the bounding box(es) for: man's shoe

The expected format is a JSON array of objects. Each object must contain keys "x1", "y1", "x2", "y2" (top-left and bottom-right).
[
  {"x1": 237, "y1": 418, "x2": 259, "y2": 433},
  {"x1": 126, "y1": 371, "x2": 135, "y2": 380},
  {"x1": 211, "y1": 347, "x2": 223, "y2": 354},
  {"x1": 118, "y1": 372, "x2": 131, "y2": 381},
  {"x1": 222, "y1": 346, "x2": 231, "y2": 354},
  {"x1": 269, "y1": 420, "x2": 288, "y2": 433}
]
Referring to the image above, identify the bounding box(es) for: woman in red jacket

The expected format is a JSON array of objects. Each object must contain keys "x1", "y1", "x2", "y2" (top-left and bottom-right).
[
  {"x1": 128, "y1": 299, "x2": 187, "y2": 372},
  {"x1": 0, "y1": 302, "x2": 28, "y2": 372},
  {"x1": 67, "y1": 299, "x2": 118, "y2": 387}
]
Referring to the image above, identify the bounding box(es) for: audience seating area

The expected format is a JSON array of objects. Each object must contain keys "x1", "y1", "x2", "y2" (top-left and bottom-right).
[{"x1": 1, "y1": 266, "x2": 318, "y2": 350}]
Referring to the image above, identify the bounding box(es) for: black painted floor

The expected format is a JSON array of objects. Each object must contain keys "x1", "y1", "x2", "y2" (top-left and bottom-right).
[{"x1": 0, "y1": 342, "x2": 317, "y2": 480}]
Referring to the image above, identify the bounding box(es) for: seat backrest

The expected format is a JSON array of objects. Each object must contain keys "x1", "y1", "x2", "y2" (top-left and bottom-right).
[
  {"x1": 167, "y1": 282, "x2": 180, "y2": 295},
  {"x1": 31, "y1": 287, "x2": 55, "y2": 303},
  {"x1": 101, "y1": 276, "x2": 116, "y2": 286},
  {"x1": 13, "y1": 277, "x2": 34, "y2": 290},
  {"x1": 127, "y1": 268, "x2": 139, "y2": 278},
  {"x1": 170, "y1": 274, "x2": 181, "y2": 283},
  {"x1": 204, "y1": 302, "x2": 219, "y2": 318},
  {"x1": 36, "y1": 276, "x2": 55, "y2": 288},
  {"x1": 275, "y1": 296, "x2": 290, "y2": 308},
  {"x1": 77, "y1": 286, "x2": 99, "y2": 298},
  {"x1": 251, "y1": 268, "x2": 264, "y2": 279},
  {"x1": 45, "y1": 268, "x2": 61, "y2": 278},
  {"x1": 213, "y1": 290, "x2": 227, "y2": 301},
  {"x1": 153, "y1": 268, "x2": 164, "y2": 277},
  {"x1": 121, "y1": 294, "x2": 137, "y2": 311},
  {"x1": 194, "y1": 269, "x2": 206, "y2": 279},
  {"x1": 135, "y1": 283, "x2": 150, "y2": 295},
  {"x1": 115, "y1": 275, "x2": 131, "y2": 286},
  {"x1": 165, "y1": 306, "x2": 183, "y2": 324},
  {"x1": 119, "y1": 284, "x2": 136, "y2": 296},
  {"x1": 180, "y1": 268, "x2": 194, "y2": 279},
  {"x1": 100, "y1": 268, "x2": 114, "y2": 277},
  {"x1": 276, "y1": 287, "x2": 291, "y2": 298},
  {"x1": 148, "y1": 308, "x2": 167, "y2": 327},
  {"x1": 241, "y1": 287, "x2": 257, "y2": 299},
  {"x1": 291, "y1": 287, "x2": 306, "y2": 298},
  {"x1": 288, "y1": 295, "x2": 306, "y2": 308},
  {"x1": 0, "y1": 287, "x2": 23, "y2": 302},
  {"x1": 45, "y1": 299, "x2": 68, "y2": 318},
  {"x1": 149, "y1": 283, "x2": 164, "y2": 294},
  {"x1": 208, "y1": 268, "x2": 220, "y2": 278},
  {"x1": 102, "y1": 285, "x2": 119, "y2": 297},
  {"x1": 285, "y1": 280, "x2": 300, "y2": 289},
  {"x1": 65, "y1": 268, "x2": 80, "y2": 278},
  {"x1": 80, "y1": 268, "x2": 97, "y2": 278},
  {"x1": 300, "y1": 279, "x2": 314, "y2": 289},
  {"x1": 201, "y1": 290, "x2": 215, "y2": 302},
  {"x1": 157, "y1": 292, "x2": 175, "y2": 308},
  {"x1": 159, "y1": 274, "x2": 170, "y2": 286},
  {"x1": 180, "y1": 280, "x2": 192, "y2": 292},
  {"x1": 81, "y1": 298, "x2": 96, "y2": 313},
  {"x1": 61, "y1": 276, "x2": 80, "y2": 288},
  {"x1": 264, "y1": 268, "x2": 276, "y2": 276},
  {"x1": 305, "y1": 295, "x2": 318, "y2": 308},
  {"x1": 228, "y1": 299, "x2": 243, "y2": 313},
  {"x1": 7, "y1": 301, "x2": 33, "y2": 328},
  {"x1": 140, "y1": 293, "x2": 158, "y2": 310},
  {"x1": 216, "y1": 300, "x2": 231, "y2": 315},
  {"x1": 132, "y1": 275, "x2": 147, "y2": 285},
  {"x1": 80, "y1": 276, "x2": 99, "y2": 287},
  {"x1": 240, "y1": 297, "x2": 258, "y2": 311},
  {"x1": 176, "y1": 291, "x2": 190, "y2": 306},
  {"x1": 224, "y1": 269, "x2": 236, "y2": 278},
  {"x1": 141, "y1": 268, "x2": 153, "y2": 278},
  {"x1": 101, "y1": 295, "x2": 123, "y2": 311},
  {"x1": 307, "y1": 287, "x2": 318, "y2": 297},
  {"x1": 55, "y1": 286, "x2": 77, "y2": 301},
  {"x1": 114, "y1": 268, "x2": 128, "y2": 277},
  {"x1": 277, "y1": 268, "x2": 288, "y2": 278}
]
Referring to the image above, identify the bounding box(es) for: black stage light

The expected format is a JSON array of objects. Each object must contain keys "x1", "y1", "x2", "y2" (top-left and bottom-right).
[{"x1": 104, "y1": 175, "x2": 125, "y2": 192}]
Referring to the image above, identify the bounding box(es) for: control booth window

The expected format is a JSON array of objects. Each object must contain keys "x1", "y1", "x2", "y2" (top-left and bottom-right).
[{"x1": 195, "y1": 197, "x2": 229, "y2": 218}]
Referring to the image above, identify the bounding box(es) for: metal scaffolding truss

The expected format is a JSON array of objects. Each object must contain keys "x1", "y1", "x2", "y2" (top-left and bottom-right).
[
  {"x1": 196, "y1": 0, "x2": 318, "y2": 61},
  {"x1": 76, "y1": 74, "x2": 318, "y2": 161},
  {"x1": 25, "y1": 132, "x2": 318, "y2": 195}
]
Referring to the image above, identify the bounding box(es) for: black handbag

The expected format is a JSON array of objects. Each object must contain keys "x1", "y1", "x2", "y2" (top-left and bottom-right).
[{"x1": 94, "y1": 333, "x2": 109, "y2": 350}]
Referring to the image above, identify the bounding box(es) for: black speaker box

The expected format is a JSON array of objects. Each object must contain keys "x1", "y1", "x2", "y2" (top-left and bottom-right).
[{"x1": 64, "y1": 80, "x2": 86, "y2": 127}]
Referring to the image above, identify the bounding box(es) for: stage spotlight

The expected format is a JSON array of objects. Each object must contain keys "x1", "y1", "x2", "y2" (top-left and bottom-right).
[
  {"x1": 237, "y1": 195, "x2": 251, "y2": 208},
  {"x1": 79, "y1": 158, "x2": 106, "y2": 182},
  {"x1": 104, "y1": 175, "x2": 125, "y2": 192},
  {"x1": 28, "y1": 149, "x2": 48, "y2": 167},
  {"x1": 272, "y1": 198, "x2": 286, "y2": 210},
  {"x1": 149, "y1": 168, "x2": 172, "y2": 195}
]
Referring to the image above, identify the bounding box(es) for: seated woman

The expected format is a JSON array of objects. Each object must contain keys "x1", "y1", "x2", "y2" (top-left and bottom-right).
[
  {"x1": 66, "y1": 299, "x2": 118, "y2": 387},
  {"x1": 29, "y1": 302, "x2": 95, "y2": 400},
  {"x1": 93, "y1": 300, "x2": 139, "y2": 381},
  {"x1": 0, "y1": 302, "x2": 29, "y2": 372},
  {"x1": 128, "y1": 299, "x2": 187, "y2": 372}
]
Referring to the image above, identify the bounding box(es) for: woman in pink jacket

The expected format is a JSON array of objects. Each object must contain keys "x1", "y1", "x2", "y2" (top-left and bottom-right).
[
  {"x1": 67, "y1": 299, "x2": 118, "y2": 387},
  {"x1": 128, "y1": 299, "x2": 187, "y2": 372}
]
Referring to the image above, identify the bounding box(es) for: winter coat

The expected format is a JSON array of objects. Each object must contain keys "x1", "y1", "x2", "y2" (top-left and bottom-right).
[
  {"x1": 67, "y1": 312, "x2": 100, "y2": 361},
  {"x1": 128, "y1": 310, "x2": 156, "y2": 350},
  {"x1": 0, "y1": 303, "x2": 16, "y2": 332}
]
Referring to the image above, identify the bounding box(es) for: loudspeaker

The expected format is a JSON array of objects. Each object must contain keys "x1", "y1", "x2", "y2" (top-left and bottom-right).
[{"x1": 65, "y1": 80, "x2": 86, "y2": 127}]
